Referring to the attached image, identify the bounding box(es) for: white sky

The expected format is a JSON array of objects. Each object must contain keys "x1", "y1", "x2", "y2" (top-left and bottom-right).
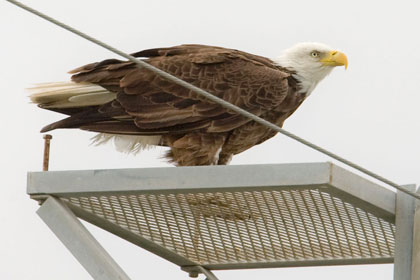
[{"x1": 1, "y1": 0, "x2": 419, "y2": 279}]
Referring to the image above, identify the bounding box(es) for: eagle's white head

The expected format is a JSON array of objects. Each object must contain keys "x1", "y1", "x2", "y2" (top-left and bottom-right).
[{"x1": 273, "y1": 42, "x2": 348, "y2": 96}]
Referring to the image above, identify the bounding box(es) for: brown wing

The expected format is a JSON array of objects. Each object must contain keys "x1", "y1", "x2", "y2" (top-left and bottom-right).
[{"x1": 50, "y1": 45, "x2": 291, "y2": 135}]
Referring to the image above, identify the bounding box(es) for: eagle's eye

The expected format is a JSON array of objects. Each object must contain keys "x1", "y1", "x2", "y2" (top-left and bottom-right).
[{"x1": 311, "y1": 51, "x2": 320, "y2": 58}]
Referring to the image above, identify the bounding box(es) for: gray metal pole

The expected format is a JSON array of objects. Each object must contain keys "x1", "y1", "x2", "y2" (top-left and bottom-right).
[
  {"x1": 411, "y1": 187, "x2": 420, "y2": 280},
  {"x1": 394, "y1": 185, "x2": 416, "y2": 280},
  {"x1": 37, "y1": 196, "x2": 131, "y2": 280}
]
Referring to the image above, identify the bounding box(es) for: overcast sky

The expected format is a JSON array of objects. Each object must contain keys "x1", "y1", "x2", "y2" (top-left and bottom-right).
[{"x1": 1, "y1": 0, "x2": 419, "y2": 279}]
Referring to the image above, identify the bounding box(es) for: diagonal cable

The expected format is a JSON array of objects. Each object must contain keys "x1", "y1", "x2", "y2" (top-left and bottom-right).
[{"x1": 6, "y1": 0, "x2": 419, "y2": 199}]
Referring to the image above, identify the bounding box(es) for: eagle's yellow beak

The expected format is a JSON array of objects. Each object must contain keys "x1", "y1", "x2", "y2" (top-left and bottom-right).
[{"x1": 321, "y1": 50, "x2": 348, "y2": 69}]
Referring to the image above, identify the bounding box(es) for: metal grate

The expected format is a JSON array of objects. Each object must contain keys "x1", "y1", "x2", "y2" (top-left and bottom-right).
[{"x1": 64, "y1": 186, "x2": 395, "y2": 266}]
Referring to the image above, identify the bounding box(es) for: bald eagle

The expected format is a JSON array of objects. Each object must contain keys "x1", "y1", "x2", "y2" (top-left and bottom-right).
[{"x1": 30, "y1": 42, "x2": 347, "y2": 166}]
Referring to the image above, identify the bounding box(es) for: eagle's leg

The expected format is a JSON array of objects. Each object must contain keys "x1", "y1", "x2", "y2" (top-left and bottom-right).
[
  {"x1": 217, "y1": 153, "x2": 233, "y2": 165},
  {"x1": 163, "y1": 132, "x2": 227, "y2": 166}
]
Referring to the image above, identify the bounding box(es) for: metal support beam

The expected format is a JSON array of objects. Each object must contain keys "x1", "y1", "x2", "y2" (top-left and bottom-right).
[
  {"x1": 37, "y1": 196, "x2": 131, "y2": 280},
  {"x1": 411, "y1": 187, "x2": 420, "y2": 280},
  {"x1": 394, "y1": 185, "x2": 416, "y2": 280},
  {"x1": 196, "y1": 266, "x2": 220, "y2": 280}
]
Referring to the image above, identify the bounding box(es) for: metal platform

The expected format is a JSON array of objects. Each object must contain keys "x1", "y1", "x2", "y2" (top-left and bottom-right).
[{"x1": 27, "y1": 162, "x2": 419, "y2": 280}]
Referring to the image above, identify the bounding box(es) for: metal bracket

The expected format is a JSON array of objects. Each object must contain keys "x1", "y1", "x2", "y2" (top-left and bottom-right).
[
  {"x1": 196, "y1": 266, "x2": 219, "y2": 280},
  {"x1": 182, "y1": 266, "x2": 220, "y2": 280}
]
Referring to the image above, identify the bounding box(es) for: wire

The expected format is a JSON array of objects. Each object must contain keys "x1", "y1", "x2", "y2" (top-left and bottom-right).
[{"x1": 6, "y1": 0, "x2": 419, "y2": 200}]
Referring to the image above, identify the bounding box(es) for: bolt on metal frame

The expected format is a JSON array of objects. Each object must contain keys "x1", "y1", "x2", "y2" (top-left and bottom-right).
[{"x1": 27, "y1": 162, "x2": 419, "y2": 280}]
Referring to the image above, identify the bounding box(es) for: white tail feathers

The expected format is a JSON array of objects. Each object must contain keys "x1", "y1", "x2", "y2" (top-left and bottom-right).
[
  {"x1": 91, "y1": 133, "x2": 162, "y2": 155},
  {"x1": 28, "y1": 82, "x2": 116, "y2": 108}
]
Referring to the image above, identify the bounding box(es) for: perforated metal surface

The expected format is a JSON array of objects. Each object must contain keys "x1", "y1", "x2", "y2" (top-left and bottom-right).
[
  {"x1": 28, "y1": 163, "x2": 398, "y2": 270},
  {"x1": 64, "y1": 186, "x2": 395, "y2": 267}
]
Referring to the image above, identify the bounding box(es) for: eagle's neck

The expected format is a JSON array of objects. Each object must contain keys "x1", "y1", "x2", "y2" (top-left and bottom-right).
[{"x1": 272, "y1": 56, "x2": 334, "y2": 96}]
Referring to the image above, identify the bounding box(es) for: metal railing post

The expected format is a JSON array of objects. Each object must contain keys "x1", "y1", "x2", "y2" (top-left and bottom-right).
[{"x1": 394, "y1": 185, "x2": 416, "y2": 280}]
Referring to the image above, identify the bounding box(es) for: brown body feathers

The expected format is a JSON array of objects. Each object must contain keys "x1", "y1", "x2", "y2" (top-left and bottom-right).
[{"x1": 33, "y1": 44, "x2": 306, "y2": 166}]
